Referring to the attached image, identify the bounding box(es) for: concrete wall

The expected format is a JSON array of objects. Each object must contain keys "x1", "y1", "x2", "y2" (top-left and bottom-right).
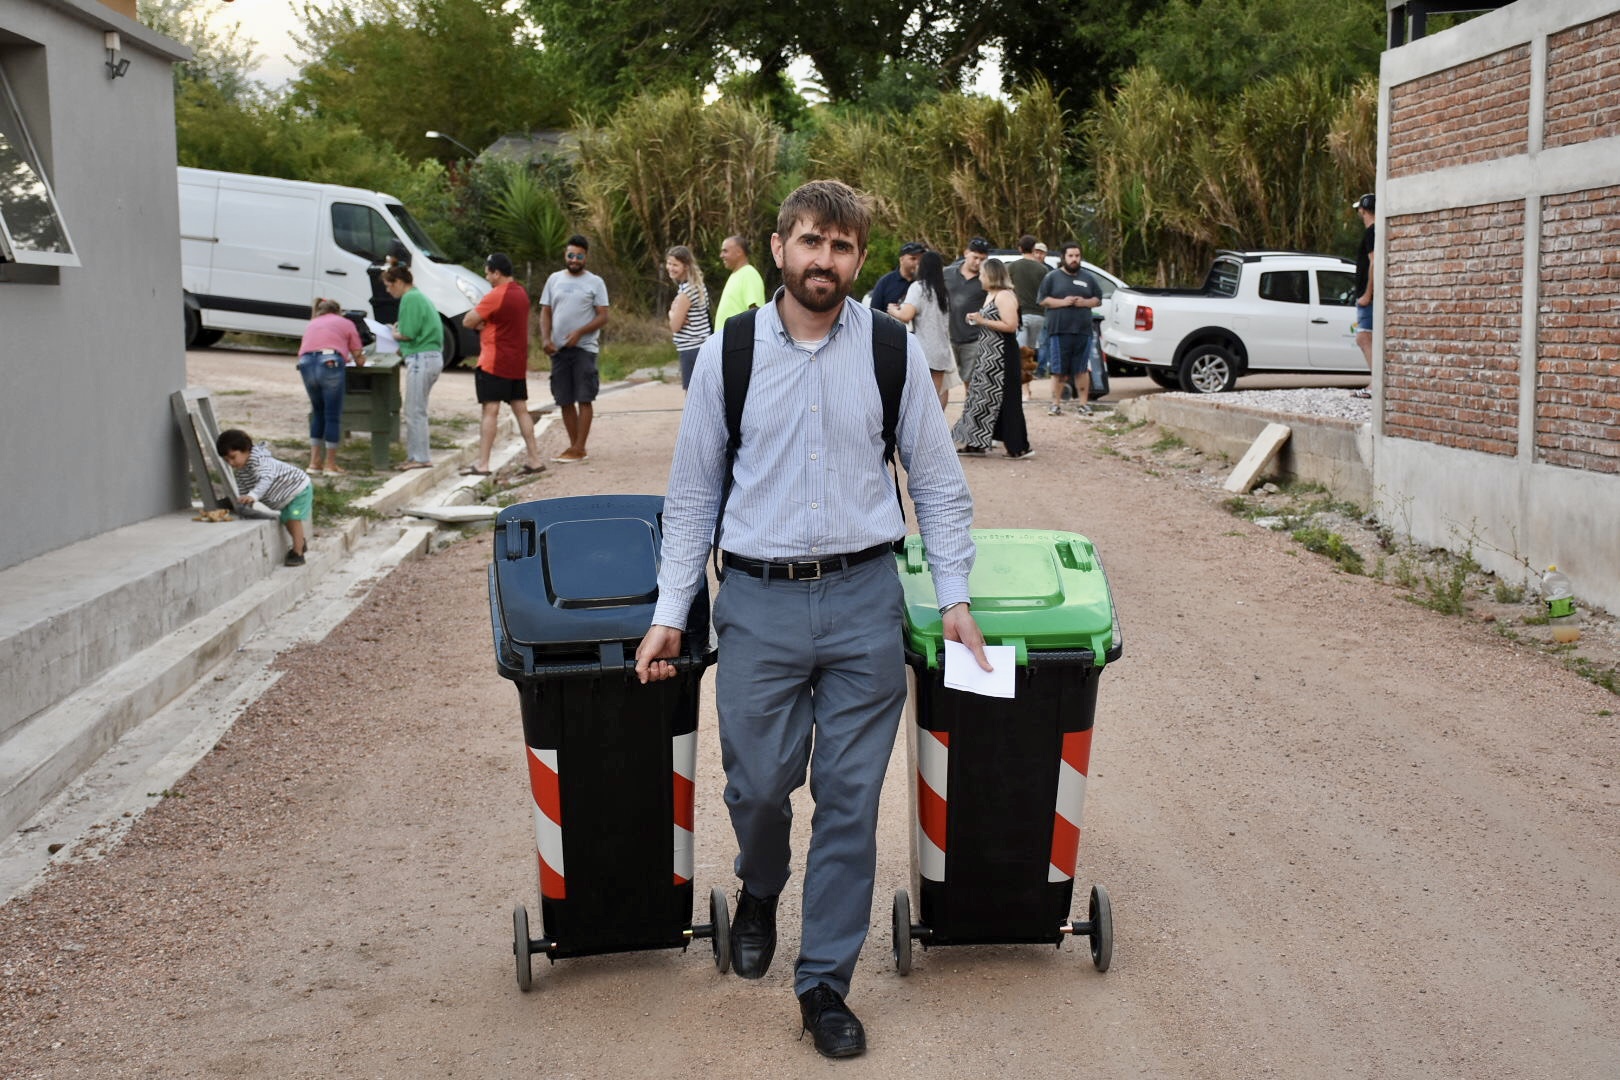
[
  {"x1": 0, "y1": 1, "x2": 188, "y2": 572},
  {"x1": 1374, "y1": 0, "x2": 1620, "y2": 609}
]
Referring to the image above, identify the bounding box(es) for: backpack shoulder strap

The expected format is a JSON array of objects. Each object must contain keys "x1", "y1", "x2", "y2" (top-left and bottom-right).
[
  {"x1": 712, "y1": 309, "x2": 759, "y2": 572},
  {"x1": 869, "y1": 309, "x2": 909, "y2": 522}
]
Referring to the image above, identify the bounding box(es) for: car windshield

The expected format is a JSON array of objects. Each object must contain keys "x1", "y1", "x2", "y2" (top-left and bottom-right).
[{"x1": 386, "y1": 204, "x2": 451, "y2": 263}]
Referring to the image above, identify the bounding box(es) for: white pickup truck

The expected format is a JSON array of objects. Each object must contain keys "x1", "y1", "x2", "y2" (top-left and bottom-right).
[{"x1": 1098, "y1": 251, "x2": 1367, "y2": 393}]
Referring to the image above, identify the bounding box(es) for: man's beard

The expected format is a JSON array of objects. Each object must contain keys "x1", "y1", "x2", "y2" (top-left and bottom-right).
[{"x1": 783, "y1": 264, "x2": 848, "y2": 313}]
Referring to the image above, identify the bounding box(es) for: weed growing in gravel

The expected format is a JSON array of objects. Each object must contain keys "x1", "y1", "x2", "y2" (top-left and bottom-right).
[
  {"x1": 1098, "y1": 445, "x2": 1122, "y2": 457},
  {"x1": 1522, "y1": 612, "x2": 1551, "y2": 626},
  {"x1": 312, "y1": 480, "x2": 384, "y2": 526},
  {"x1": 1223, "y1": 495, "x2": 1256, "y2": 517},
  {"x1": 1415, "y1": 558, "x2": 1471, "y2": 615},
  {"x1": 1292, "y1": 526, "x2": 1364, "y2": 574},
  {"x1": 1393, "y1": 555, "x2": 1421, "y2": 590},
  {"x1": 1563, "y1": 657, "x2": 1619, "y2": 694},
  {"x1": 1493, "y1": 580, "x2": 1526, "y2": 604},
  {"x1": 1150, "y1": 433, "x2": 1186, "y2": 453}
]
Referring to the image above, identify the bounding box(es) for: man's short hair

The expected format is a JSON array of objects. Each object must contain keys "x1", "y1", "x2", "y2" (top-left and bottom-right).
[
  {"x1": 1017, "y1": 234, "x2": 1038, "y2": 253},
  {"x1": 777, "y1": 180, "x2": 875, "y2": 252},
  {"x1": 566, "y1": 234, "x2": 589, "y2": 251},
  {"x1": 966, "y1": 237, "x2": 991, "y2": 255},
  {"x1": 727, "y1": 234, "x2": 752, "y2": 256},
  {"x1": 1061, "y1": 242, "x2": 1082, "y2": 258},
  {"x1": 216, "y1": 428, "x2": 253, "y2": 456},
  {"x1": 486, "y1": 252, "x2": 515, "y2": 276},
  {"x1": 382, "y1": 266, "x2": 413, "y2": 285}
]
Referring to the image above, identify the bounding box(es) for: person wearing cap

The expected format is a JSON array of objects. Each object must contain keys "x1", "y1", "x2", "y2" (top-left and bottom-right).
[
  {"x1": 867, "y1": 241, "x2": 925, "y2": 314},
  {"x1": 945, "y1": 237, "x2": 991, "y2": 382},
  {"x1": 462, "y1": 252, "x2": 544, "y2": 476},
  {"x1": 1352, "y1": 193, "x2": 1377, "y2": 372},
  {"x1": 1007, "y1": 234, "x2": 1051, "y2": 367}
]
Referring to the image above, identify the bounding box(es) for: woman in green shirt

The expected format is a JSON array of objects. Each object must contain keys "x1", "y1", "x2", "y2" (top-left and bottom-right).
[{"x1": 384, "y1": 266, "x2": 445, "y2": 469}]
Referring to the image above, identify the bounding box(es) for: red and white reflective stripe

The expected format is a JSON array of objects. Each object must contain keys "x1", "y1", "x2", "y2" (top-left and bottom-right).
[
  {"x1": 1049, "y1": 729, "x2": 1093, "y2": 882},
  {"x1": 527, "y1": 746, "x2": 565, "y2": 899},
  {"x1": 672, "y1": 731, "x2": 696, "y2": 885},
  {"x1": 915, "y1": 729, "x2": 949, "y2": 882}
]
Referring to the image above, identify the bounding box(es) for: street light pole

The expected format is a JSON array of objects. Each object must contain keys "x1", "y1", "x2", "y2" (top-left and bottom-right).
[{"x1": 424, "y1": 130, "x2": 477, "y2": 158}]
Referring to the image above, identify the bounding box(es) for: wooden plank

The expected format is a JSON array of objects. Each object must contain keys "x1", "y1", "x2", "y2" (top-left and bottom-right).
[{"x1": 1223, "y1": 422, "x2": 1292, "y2": 494}]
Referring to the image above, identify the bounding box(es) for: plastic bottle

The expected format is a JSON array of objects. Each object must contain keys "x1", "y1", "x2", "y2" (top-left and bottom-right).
[{"x1": 1542, "y1": 565, "x2": 1580, "y2": 644}]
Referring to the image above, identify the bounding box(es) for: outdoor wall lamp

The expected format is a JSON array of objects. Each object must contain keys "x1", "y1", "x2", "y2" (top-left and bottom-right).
[{"x1": 105, "y1": 31, "x2": 130, "y2": 79}]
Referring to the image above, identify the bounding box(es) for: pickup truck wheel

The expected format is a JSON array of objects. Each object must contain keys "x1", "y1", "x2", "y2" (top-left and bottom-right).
[
  {"x1": 1147, "y1": 368, "x2": 1180, "y2": 389},
  {"x1": 1178, "y1": 345, "x2": 1239, "y2": 394}
]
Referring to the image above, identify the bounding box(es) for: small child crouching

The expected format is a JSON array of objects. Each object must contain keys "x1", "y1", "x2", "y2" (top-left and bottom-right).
[{"x1": 216, "y1": 428, "x2": 314, "y2": 567}]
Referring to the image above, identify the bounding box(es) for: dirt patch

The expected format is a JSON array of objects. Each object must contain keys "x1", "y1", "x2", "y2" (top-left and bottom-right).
[{"x1": 1090, "y1": 409, "x2": 1620, "y2": 697}]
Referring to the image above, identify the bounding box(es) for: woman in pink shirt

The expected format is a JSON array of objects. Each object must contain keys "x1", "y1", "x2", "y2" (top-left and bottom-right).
[{"x1": 297, "y1": 298, "x2": 365, "y2": 475}]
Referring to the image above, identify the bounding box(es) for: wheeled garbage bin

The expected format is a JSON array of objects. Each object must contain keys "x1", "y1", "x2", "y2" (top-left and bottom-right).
[
  {"x1": 892, "y1": 529, "x2": 1122, "y2": 974},
  {"x1": 489, "y1": 494, "x2": 730, "y2": 990}
]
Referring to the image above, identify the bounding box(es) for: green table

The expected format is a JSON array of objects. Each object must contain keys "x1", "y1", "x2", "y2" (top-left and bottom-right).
[{"x1": 341, "y1": 356, "x2": 401, "y2": 471}]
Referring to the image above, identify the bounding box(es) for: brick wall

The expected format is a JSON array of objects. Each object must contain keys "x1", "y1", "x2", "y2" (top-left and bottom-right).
[
  {"x1": 1537, "y1": 187, "x2": 1620, "y2": 474},
  {"x1": 1382, "y1": 202, "x2": 1524, "y2": 455},
  {"x1": 1388, "y1": 46, "x2": 1530, "y2": 178},
  {"x1": 1545, "y1": 12, "x2": 1620, "y2": 148}
]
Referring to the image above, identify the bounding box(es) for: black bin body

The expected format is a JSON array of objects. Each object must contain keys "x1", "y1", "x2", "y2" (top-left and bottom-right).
[
  {"x1": 905, "y1": 653, "x2": 1105, "y2": 945},
  {"x1": 490, "y1": 494, "x2": 711, "y2": 959}
]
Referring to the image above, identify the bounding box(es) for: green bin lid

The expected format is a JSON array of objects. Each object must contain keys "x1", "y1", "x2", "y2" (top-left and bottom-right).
[{"x1": 898, "y1": 529, "x2": 1117, "y2": 667}]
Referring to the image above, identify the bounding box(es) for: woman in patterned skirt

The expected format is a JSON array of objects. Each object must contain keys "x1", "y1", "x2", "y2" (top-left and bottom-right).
[{"x1": 951, "y1": 258, "x2": 1032, "y2": 459}]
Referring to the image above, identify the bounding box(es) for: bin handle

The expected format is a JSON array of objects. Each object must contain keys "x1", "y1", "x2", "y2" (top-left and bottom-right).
[{"x1": 512, "y1": 652, "x2": 716, "y2": 683}]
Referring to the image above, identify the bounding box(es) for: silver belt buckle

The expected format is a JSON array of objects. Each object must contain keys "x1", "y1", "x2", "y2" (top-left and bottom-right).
[{"x1": 788, "y1": 560, "x2": 821, "y2": 581}]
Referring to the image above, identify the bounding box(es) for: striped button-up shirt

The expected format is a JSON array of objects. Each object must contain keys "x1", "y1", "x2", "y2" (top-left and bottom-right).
[{"x1": 652, "y1": 293, "x2": 975, "y2": 629}]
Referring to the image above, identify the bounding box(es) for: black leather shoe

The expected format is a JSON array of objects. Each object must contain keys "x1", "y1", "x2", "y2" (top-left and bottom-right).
[
  {"x1": 731, "y1": 887, "x2": 778, "y2": 979},
  {"x1": 798, "y1": 983, "x2": 865, "y2": 1058}
]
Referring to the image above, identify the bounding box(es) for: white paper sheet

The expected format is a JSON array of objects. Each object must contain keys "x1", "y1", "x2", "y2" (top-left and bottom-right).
[{"x1": 942, "y1": 640, "x2": 1017, "y2": 699}]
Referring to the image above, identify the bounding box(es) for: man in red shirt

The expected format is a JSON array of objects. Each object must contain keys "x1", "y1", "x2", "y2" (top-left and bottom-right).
[{"x1": 463, "y1": 253, "x2": 544, "y2": 475}]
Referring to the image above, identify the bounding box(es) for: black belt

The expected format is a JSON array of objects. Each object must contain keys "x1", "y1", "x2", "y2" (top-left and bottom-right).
[{"x1": 722, "y1": 542, "x2": 894, "y2": 581}]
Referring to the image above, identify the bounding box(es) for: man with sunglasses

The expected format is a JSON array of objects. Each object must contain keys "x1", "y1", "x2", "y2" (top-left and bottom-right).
[{"x1": 540, "y1": 235, "x2": 611, "y2": 463}]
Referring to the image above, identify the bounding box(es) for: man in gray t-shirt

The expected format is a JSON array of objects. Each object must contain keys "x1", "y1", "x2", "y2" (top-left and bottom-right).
[
  {"x1": 540, "y1": 234, "x2": 611, "y2": 463},
  {"x1": 1036, "y1": 242, "x2": 1103, "y2": 415},
  {"x1": 944, "y1": 237, "x2": 990, "y2": 381}
]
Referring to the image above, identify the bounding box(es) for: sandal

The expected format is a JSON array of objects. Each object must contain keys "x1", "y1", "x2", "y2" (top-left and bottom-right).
[
  {"x1": 459, "y1": 466, "x2": 492, "y2": 476},
  {"x1": 397, "y1": 461, "x2": 431, "y2": 471}
]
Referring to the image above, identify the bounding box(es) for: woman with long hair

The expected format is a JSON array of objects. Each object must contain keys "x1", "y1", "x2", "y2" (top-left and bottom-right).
[
  {"x1": 890, "y1": 249, "x2": 954, "y2": 409},
  {"x1": 666, "y1": 245, "x2": 712, "y2": 390},
  {"x1": 296, "y1": 298, "x2": 365, "y2": 475},
  {"x1": 951, "y1": 258, "x2": 1031, "y2": 459}
]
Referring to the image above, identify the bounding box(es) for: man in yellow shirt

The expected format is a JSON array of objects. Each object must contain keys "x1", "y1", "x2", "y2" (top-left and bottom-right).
[{"x1": 713, "y1": 234, "x2": 766, "y2": 327}]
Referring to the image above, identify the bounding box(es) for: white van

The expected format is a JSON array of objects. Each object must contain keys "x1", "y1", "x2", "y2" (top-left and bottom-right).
[{"x1": 178, "y1": 167, "x2": 487, "y2": 364}]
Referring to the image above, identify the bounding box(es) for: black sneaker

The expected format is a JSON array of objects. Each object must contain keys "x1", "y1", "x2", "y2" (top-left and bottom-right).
[
  {"x1": 798, "y1": 984, "x2": 865, "y2": 1058},
  {"x1": 284, "y1": 550, "x2": 305, "y2": 567},
  {"x1": 731, "y1": 887, "x2": 778, "y2": 979}
]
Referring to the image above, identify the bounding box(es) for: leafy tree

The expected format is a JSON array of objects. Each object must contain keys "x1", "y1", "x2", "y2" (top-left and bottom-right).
[
  {"x1": 290, "y1": 0, "x2": 566, "y2": 163},
  {"x1": 1133, "y1": 0, "x2": 1385, "y2": 100},
  {"x1": 138, "y1": 0, "x2": 262, "y2": 103}
]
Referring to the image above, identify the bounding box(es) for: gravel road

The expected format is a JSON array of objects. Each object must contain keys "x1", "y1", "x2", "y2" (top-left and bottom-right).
[{"x1": 2, "y1": 370, "x2": 1615, "y2": 1079}]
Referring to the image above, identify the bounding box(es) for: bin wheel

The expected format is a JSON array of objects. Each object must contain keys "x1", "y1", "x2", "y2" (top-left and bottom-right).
[
  {"x1": 709, "y1": 886, "x2": 732, "y2": 974},
  {"x1": 893, "y1": 889, "x2": 913, "y2": 975},
  {"x1": 513, "y1": 904, "x2": 534, "y2": 991},
  {"x1": 1088, "y1": 885, "x2": 1113, "y2": 972}
]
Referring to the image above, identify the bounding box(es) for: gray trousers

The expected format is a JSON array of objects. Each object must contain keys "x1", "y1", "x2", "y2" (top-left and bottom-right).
[{"x1": 712, "y1": 554, "x2": 906, "y2": 998}]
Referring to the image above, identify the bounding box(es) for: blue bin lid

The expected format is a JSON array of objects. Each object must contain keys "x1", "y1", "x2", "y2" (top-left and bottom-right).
[{"x1": 491, "y1": 494, "x2": 669, "y2": 651}]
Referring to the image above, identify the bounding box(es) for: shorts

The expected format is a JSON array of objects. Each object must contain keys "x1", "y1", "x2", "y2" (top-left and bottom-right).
[
  {"x1": 279, "y1": 484, "x2": 313, "y2": 524},
  {"x1": 1355, "y1": 303, "x2": 1373, "y2": 332},
  {"x1": 550, "y1": 346, "x2": 600, "y2": 406},
  {"x1": 476, "y1": 367, "x2": 528, "y2": 403},
  {"x1": 1047, "y1": 331, "x2": 1092, "y2": 377},
  {"x1": 1018, "y1": 313, "x2": 1045, "y2": 350}
]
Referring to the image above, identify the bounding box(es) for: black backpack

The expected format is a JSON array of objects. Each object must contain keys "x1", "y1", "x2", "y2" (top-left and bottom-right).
[{"x1": 711, "y1": 307, "x2": 909, "y2": 568}]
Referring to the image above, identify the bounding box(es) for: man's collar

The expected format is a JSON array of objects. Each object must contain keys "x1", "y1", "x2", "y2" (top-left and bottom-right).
[{"x1": 765, "y1": 288, "x2": 856, "y2": 345}]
